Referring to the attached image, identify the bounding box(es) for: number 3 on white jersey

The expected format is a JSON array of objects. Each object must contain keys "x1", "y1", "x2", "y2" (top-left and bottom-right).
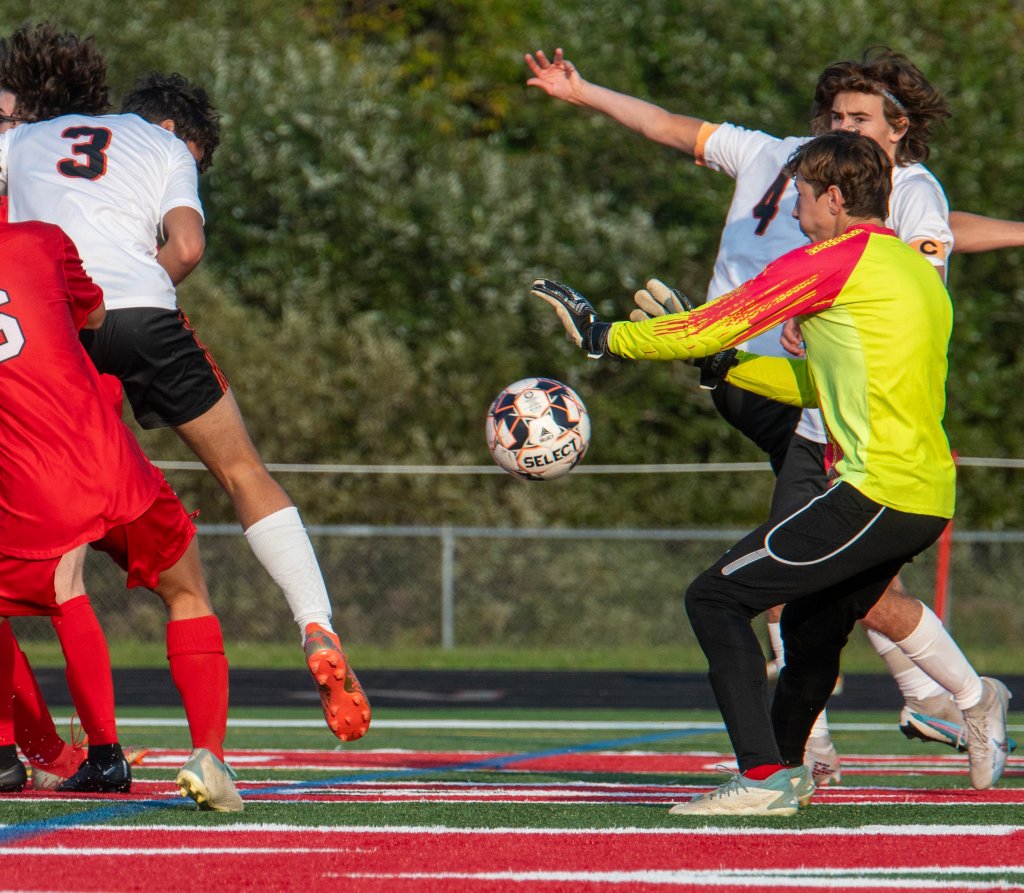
[{"x1": 0, "y1": 290, "x2": 26, "y2": 363}]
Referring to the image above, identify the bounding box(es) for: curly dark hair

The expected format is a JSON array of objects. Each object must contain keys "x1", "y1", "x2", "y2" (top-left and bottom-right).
[
  {"x1": 809, "y1": 47, "x2": 951, "y2": 166},
  {"x1": 0, "y1": 23, "x2": 109, "y2": 121},
  {"x1": 121, "y1": 72, "x2": 221, "y2": 173},
  {"x1": 784, "y1": 131, "x2": 892, "y2": 220}
]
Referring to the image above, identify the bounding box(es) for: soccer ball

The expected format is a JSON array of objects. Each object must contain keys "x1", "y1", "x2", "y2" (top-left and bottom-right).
[{"x1": 485, "y1": 377, "x2": 591, "y2": 480}]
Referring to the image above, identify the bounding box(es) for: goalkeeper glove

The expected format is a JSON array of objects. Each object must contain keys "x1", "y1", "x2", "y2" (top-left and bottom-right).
[
  {"x1": 530, "y1": 278, "x2": 612, "y2": 358},
  {"x1": 629, "y1": 278, "x2": 735, "y2": 389},
  {"x1": 629, "y1": 278, "x2": 694, "y2": 320}
]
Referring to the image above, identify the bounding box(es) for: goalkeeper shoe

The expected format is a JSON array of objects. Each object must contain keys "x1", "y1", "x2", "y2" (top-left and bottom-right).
[
  {"x1": 804, "y1": 735, "x2": 842, "y2": 786},
  {"x1": 788, "y1": 765, "x2": 815, "y2": 808},
  {"x1": 176, "y1": 748, "x2": 244, "y2": 812},
  {"x1": 56, "y1": 748, "x2": 131, "y2": 793},
  {"x1": 304, "y1": 623, "x2": 371, "y2": 742},
  {"x1": 962, "y1": 677, "x2": 1012, "y2": 790},
  {"x1": 669, "y1": 767, "x2": 798, "y2": 816},
  {"x1": 0, "y1": 755, "x2": 27, "y2": 792}
]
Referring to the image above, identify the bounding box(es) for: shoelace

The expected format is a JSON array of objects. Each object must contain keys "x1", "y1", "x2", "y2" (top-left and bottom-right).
[
  {"x1": 704, "y1": 765, "x2": 752, "y2": 801},
  {"x1": 959, "y1": 712, "x2": 988, "y2": 752},
  {"x1": 69, "y1": 713, "x2": 86, "y2": 751}
]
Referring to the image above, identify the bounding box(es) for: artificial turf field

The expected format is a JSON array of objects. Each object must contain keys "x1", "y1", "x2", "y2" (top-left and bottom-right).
[{"x1": 0, "y1": 706, "x2": 1022, "y2": 892}]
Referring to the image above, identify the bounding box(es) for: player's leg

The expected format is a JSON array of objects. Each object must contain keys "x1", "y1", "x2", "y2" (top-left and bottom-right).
[
  {"x1": 4, "y1": 620, "x2": 76, "y2": 769},
  {"x1": 765, "y1": 433, "x2": 841, "y2": 782},
  {"x1": 88, "y1": 307, "x2": 368, "y2": 740},
  {"x1": 149, "y1": 538, "x2": 244, "y2": 812},
  {"x1": 93, "y1": 477, "x2": 242, "y2": 812},
  {"x1": 0, "y1": 619, "x2": 27, "y2": 792},
  {"x1": 37, "y1": 547, "x2": 131, "y2": 794},
  {"x1": 174, "y1": 389, "x2": 370, "y2": 740},
  {"x1": 675, "y1": 484, "x2": 946, "y2": 816},
  {"x1": 862, "y1": 584, "x2": 1012, "y2": 787}
]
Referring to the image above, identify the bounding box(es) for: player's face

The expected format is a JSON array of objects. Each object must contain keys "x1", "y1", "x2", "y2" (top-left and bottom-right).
[
  {"x1": 829, "y1": 91, "x2": 908, "y2": 161},
  {"x1": 792, "y1": 178, "x2": 834, "y2": 242},
  {"x1": 0, "y1": 89, "x2": 18, "y2": 132}
]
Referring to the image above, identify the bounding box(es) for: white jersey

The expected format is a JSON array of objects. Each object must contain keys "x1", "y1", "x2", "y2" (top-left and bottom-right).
[
  {"x1": 0, "y1": 113, "x2": 203, "y2": 311},
  {"x1": 697, "y1": 122, "x2": 953, "y2": 442}
]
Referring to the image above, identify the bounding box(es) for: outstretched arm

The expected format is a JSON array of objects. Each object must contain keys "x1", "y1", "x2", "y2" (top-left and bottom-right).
[
  {"x1": 524, "y1": 47, "x2": 705, "y2": 155},
  {"x1": 950, "y1": 210, "x2": 1024, "y2": 253}
]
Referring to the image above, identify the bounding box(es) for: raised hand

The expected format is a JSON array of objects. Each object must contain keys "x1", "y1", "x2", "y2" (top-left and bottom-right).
[{"x1": 524, "y1": 48, "x2": 584, "y2": 103}]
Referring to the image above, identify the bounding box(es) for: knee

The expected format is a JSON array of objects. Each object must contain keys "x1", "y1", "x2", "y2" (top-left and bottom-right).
[{"x1": 684, "y1": 575, "x2": 717, "y2": 625}]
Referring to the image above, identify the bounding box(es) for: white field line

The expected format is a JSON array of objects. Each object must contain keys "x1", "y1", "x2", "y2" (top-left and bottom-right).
[
  {"x1": 45, "y1": 716, "x2": 1024, "y2": 732},
  {"x1": 345, "y1": 869, "x2": 1024, "y2": 889},
  {"x1": 4, "y1": 823, "x2": 1021, "y2": 836}
]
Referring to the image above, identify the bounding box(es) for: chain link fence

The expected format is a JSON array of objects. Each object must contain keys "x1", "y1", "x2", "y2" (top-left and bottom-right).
[{"x1": 9, "y1": 520, "x2": 1024, "y2": 655}]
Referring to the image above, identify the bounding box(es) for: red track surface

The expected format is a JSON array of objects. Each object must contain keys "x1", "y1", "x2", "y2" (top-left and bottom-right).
[{"x1": 1, "y1": 750, "x2": 1021, "y2": 892}]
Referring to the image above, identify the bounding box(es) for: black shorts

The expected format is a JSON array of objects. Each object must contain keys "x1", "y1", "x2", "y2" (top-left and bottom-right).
[
  {"x1": 710, "y1": 382, "x2": 801, "y2": 475},
  {"x1": 80, "y1": 307, "x2": 229, "y2": 429},
  {"x1": 769, "y1": 434, "x2": 828, "y2": 522}
]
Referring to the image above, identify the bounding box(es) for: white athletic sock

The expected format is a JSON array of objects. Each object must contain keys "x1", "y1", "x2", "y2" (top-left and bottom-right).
[
  {"x1": 809, "y1": 708, "x2": 830, "y2": 739},
  {"x1": 865, "y1": 629, "x2": 946, "y2": 701},
  {"x1": 243, "y1": 506, "x2": 333, "y2": 641},
  {"x1": 893, "y1": 604, "x2": 983, "y2": 710},
  {"x1": 767, "y1": 622, "x2": 785, "y2": 665}
]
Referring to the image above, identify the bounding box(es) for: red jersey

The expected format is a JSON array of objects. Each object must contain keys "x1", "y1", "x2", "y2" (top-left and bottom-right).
[{"x1": 0, "y1": 220, "x2": 162, "y2": 558}]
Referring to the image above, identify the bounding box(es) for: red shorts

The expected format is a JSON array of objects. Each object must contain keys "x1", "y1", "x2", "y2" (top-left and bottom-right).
[
  {"x1": 0, "y1": 554, "x2": 63, "y2": 617},
  {"x1": 0, "y1": 478, "x2": 196, "y2": 617},
  {"x1": 92, "y1": 477, "x2": 197, "y2": 590}
]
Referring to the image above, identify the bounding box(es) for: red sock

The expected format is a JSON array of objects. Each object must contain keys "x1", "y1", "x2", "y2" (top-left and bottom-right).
[
  {"x1": 743, "y1": 763, "x2": 786, "y2": 780},
  {"x1": 51, "y1": 596, "x2": 118, "y2": 746},
  {"x1": 0, "y1": 622, "x2": 16, "y2": 746},
  {"x1": 167, "y1": 616, "x2": 228, "y2": 761},
  {"x1": 8, "y1": 626, "x2": 66, "y2": 763}
]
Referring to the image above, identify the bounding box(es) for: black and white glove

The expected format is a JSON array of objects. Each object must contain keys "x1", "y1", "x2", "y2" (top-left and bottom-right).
[
  {"x1": 629, "y1": 278, "x2": 694, "y2": 320},
  {"x1": 530, "y1": 278, "x2": 612, "y2": 358}
]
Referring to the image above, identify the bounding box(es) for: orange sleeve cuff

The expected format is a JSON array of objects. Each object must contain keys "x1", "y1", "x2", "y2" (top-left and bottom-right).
[{"x1": 694, "y1": 122, "x2": 720, "y2": 167}]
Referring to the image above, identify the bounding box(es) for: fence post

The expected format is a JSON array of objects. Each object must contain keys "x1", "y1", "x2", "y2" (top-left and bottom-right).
[
  {"x1": 441, "y1": 526, "x2": 455, "y2": 649},
  {"x1": 933, "y1": 451, "x2": 958, "y2": 627},
  {"x1": 933, "y1": 518, "x2": 954, "y2": 627}
]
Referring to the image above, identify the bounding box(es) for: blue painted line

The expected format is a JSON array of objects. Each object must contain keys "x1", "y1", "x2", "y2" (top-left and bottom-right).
[{"x1": 0, "y1": 726, "x2": 720, "y2": 846}]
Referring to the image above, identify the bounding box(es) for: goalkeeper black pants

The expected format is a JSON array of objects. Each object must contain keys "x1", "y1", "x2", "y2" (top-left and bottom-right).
[{"x1": 684, "y1": 482, "x2": 948, "y2": 773}]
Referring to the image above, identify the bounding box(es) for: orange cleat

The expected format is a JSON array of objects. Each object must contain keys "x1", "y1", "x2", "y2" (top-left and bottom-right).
[{"x1": 303, "y1": 623, "x2": 371, "y2": 742}]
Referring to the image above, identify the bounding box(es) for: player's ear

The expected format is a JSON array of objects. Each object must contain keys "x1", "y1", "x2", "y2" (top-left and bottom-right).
[
  {"x1": 157, "y1": 119, "x2": 176, "y2": 134},
  {"x1": 825, "y1": 184, "x2": 844, "y2": 215}
]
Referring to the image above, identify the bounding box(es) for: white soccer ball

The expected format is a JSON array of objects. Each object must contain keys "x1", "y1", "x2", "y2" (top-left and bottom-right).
[{"x1": 485, "y1": 377, "x2": 591, "y2": 480}]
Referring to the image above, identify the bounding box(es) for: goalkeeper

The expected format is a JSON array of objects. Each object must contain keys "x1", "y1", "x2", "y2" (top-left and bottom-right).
[{"x1": 532, "y1": 130, "x2": 1008, "y2": 816}]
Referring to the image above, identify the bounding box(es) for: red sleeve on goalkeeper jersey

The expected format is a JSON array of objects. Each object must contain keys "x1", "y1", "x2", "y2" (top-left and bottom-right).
[{"x1": 0, "y1": 221, "x2": 161, "y2": 559}]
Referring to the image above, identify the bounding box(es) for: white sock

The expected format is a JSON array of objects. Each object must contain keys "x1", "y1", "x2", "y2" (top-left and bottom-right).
[
  {"x1": 866, "y1": 628, "x2": 945, "y2": 701},
  {"x1": 243, "y1": 506, "x2": 333, "y2": 641},
  {"x1": 893, "y1": 604, "x2": 983, "y2": 710},
  {"x1": 809, "y1": 708, "x2": 830, "y2": 739},
  {"x1": 767, "y1": 622, "x2": 785, "y2": 665}
]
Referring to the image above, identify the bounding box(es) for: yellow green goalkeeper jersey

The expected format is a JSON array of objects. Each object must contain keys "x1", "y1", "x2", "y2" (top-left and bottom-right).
[{"x1": 609, "y1": 223, "x2": 955, "y2": 518}]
